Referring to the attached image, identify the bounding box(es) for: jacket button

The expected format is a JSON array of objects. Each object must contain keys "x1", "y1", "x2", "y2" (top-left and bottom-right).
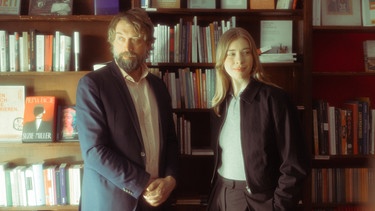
[{"x1": 141, "y1": 152, "x2": 146, "y2": 157}]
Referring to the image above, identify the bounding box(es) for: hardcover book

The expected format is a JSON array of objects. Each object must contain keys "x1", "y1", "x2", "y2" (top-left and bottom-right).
[
  {"x1": 0, "y1": 85, "x2": 25, "y2": 142},
  {"x1": 22, "y1": 96, "x2": 56, "y2": 143},
  {"x1": 29, "y1": 0, "x2": 73, "y2": 16},
  {"x1": 56, "y1": 105, "x2": 78, "y2": 141},
  {"x1": 0, "y1": 0, "x2": 20, "y2": 15}
]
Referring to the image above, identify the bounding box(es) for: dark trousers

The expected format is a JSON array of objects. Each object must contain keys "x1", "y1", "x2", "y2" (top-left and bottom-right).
[{"x1": 207, "y1": 175, "x2": 274, "y2": 211}]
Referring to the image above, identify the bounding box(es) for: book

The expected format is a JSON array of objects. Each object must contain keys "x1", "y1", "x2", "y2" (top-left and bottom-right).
[
  {"x1": 187, "y1": 0, "x2": 215, "y2": 8},
  {"x1": 313, "y1": 0, "x2": 322, "y2": 26},
  {"x1": 0, "y1": 162, "x2": 10, "y2": 207},
  {"x1": 56, "y1": 105, "x2": 78, "y2": 141},
  {"x1": 276, "y1": 0, "x2": 293, "y2": 9},
  {"x1": 25, "y1": 165, "x2": 37, "y2": 206},
  {"x1": 250, "y1": 0, "x2": 275, "y2": 9},
  {"x1": 73, "y1": 31, "x2": 80, "y2": 71},
  {"x1": 29, "y1": 0, "x2": 73, "y2": 15},
  {"x1": 362, "y1": 0, "x2": 375, "y2": 26},
  {"x1": 43, "y1": 165, "x2": 57, "y2": 206},
  {"x1": 321, "y1": 0, "x2": 362, "y2": 26},
  {"x1": 0, "y1": 85, "x2": 25, "y2": 142},
  {"x1": 221, "y1": 0, "x2": 247, "y2": 9},
  {"x1": 93, "y1": 0, "x2": 119, "y2": 14},
  {"x1": 0, "y1": 30, "x2": 8, "y2": 72},
  {"x1": 58, "y1": 163, "x2": 68, "y2": 205},
  {"x1": 36, "y1": 34, "x2": 45, "y2": 72},
  {"x1": 59, "y1": 34, "x2": 71, "y2": 72},
  {"x1": 22, "y1": 96, "x2": 56, "y2": 143},
  {"x1": 151, "y1": 0, "x2": 180, "y2": 8},
  {"x1": 0, "y1": 0, "x2": 20, "y2": 15},
  {"x1": 363, "y1": 40, "x2": 375, "y2": 72},
  {"x1": 68, "y1": 164, "x2": 83, "y2": 205},
  {"x1": 260, "y1": 20, "x2": 293, "y2": 54},
  {"x1": 31, "y1": 163, "x2": 46, "y2": 206}
]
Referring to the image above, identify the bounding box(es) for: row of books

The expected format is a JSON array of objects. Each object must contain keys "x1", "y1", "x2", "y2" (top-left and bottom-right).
[
  {"x1": 311, "y1": 168, "x2": 375, "y2": 204},
  {"x1": 148, "y1": 16, "x2": 236, "y2": 64},
  {"x1": 313, "y1": 0, "x2": 375, "y2": 27},
  {"x1": 152, "y1": 67, "x2": 216, "y2": 109},
  {"x1": 0, "y1": 162, "x2": 83, "y2": 207},
  {"x1": 0, "y1": 30, "x2": 80, "y2": 73},
  {"x1": 142, "y1": 0, "x2": 300, "y2": 10},
  {"x1": 312, "y1": 98, "x2": 375, "y2": 156}
]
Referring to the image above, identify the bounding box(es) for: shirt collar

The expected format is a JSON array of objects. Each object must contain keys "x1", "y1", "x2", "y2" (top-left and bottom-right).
[{"x1": 119, "y1": 63, "x2": 149, "y2": 83}]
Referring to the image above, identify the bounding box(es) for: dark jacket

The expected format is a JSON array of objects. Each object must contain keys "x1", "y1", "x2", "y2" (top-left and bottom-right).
[
  {"x1": 211, "y1": 78, "x2": 310, "y2": 210},
  {"x1": 76, "y1": 61, "x2": 178, "y2": 211}
]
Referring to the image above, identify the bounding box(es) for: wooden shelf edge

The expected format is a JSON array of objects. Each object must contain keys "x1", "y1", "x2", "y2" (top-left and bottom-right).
[{"x1": 0, "y1": 205, "x2": 78, "y2": 211}]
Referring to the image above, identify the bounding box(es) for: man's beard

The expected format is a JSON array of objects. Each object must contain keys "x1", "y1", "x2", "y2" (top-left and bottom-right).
[{"x1": 114, "y1": 51, "x2": 143, "y2": 74}]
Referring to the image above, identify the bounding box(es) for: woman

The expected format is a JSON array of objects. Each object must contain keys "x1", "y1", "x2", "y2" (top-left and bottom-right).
[{"x1": 207, "y1": 27, "x2": 310, "y2": 211}]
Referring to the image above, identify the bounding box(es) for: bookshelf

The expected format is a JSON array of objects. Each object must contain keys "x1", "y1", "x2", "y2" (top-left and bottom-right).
[
  {"x1": 0, "y1": 0, "x2": 313, "y2": 210},
  {"x1": 311, "y1": 25, "x2": 375, "y2": 209}
]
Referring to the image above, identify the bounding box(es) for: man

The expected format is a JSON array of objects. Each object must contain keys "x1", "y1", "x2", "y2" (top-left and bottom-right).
[{"x1": 76, "y1": 8, "x2": 178, "y2": 211}]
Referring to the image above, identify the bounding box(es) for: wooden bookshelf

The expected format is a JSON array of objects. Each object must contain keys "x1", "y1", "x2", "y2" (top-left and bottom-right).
[{"x1": 0, "y1": 0, "x2": 313, "y2": 210}]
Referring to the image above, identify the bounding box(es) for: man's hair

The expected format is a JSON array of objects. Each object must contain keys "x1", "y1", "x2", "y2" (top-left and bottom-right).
[
  {"x1": 107, "y1": 8, "x2": 155, "y2": 50},
  {"x1": 33, "y1": 105, "x2": 45, "y2": 116}
]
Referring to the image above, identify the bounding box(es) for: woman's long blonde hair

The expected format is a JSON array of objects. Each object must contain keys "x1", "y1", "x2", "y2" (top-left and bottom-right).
[{"x1": 211, "y1": 27, "x2": 273, "y2": 116}]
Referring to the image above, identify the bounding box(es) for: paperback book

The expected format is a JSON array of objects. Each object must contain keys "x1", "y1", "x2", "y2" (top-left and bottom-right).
[
  {"x1": 363, "y1": 40, "x2": 375, "y2": 72},
  {"x1": 22, "y1": 96, "x2": 56, "y2": 142},
  {"x1": 56, "y1": 105, "x2": 78, "y2": 141},
  {"x1": 0, "y1": 85, "x2": 25, "y2": 142}
]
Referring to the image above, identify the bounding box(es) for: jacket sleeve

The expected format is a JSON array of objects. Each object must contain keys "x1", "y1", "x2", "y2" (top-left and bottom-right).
[{"x1": 272, "y1": 93, "x2": 311, "y2": 210}]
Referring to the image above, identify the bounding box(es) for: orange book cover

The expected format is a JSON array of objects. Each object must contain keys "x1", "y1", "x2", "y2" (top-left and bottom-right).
[
  {"x1": 22, "y1": 96, "x2": 56, "y2": 142},
  {"x1": 344, "y1": 101, "x2": 359, "y2": 155}
]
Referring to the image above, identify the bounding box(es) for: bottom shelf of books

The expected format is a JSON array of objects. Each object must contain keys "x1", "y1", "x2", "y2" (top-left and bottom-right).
[{"x1": 0, "y1": 142, "x2": 82, "y2": 209}]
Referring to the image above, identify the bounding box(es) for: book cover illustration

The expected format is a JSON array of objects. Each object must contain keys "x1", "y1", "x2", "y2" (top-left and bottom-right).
[
  {"x1": 0, "y1": 85, "x2": 25, "y2": 142},
  {"x1": 29, "y1": 0, "x2": 73, "y2": 16},
  {"x1": 56, "y1": 105, "x2": 78, "y2": 141},
  {"x1": 22, "y1": 96, "x2": 56, "y2": 142}
]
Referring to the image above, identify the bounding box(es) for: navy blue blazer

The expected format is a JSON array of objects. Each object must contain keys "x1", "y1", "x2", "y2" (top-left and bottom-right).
[{"x1": 76, "y1": 61, "x2": 178, "y2": 211}]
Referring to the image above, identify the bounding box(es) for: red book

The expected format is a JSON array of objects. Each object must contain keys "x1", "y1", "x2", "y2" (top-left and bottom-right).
[{"x1": 22, "y1": 96, "x2": 56, "y2": 142}]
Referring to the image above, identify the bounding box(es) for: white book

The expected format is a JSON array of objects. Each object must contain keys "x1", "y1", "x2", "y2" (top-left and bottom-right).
[
  {"x1": 31, "y1": 163, "x2": 45, "y2": 206},
  {"x1": 59, "y1": 35, "x2": 71, "y2": 72},
  {"x1": 16, "y1": 166, "x2": 27, "y2": 206},
  {"x1": 312, "y1": 0, "x2": 321, "y2": 26},
  {"x1": 0, "y1": 30, "x2": 8, "y2": 72},
  {"x1": 36, "y1": 34, "x2": 45, "y2": 72},
  {"x1": 21, "y1": 31, "x2": 29, "y2": 72},
  {"x1": 10, "y1": 167, "x2": 20, "y2": 206},
  {"x1": 0, "y1": 162, "x2": 9, "y2": 206},
  {"x1": 73, "y1": 31, "x2": 80, "y2": 71},
  {"x1": 8, "y1": 34, "x2": 16, "y2": 72},
  {"x1": 68, "y1": 164, "x2": 83, "y2": 205},
  {"x1": 259, "y1": 53, "x2": 296, "y2": 63},
  {"x1": 25, "y1": 166, "x2": 37, "y2": 206},
  {"x1": 53, "y1": 31, "x2": 61, "y2": 71}
]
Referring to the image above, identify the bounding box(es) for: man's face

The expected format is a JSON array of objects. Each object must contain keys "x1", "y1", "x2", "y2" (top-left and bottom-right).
[{"x1": 112, "y1": 20, "x2": 148, "y2": 73}]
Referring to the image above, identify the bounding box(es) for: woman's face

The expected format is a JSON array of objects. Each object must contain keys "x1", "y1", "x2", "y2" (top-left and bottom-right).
[{"x1": 223, "y1": 37, "x2": 253, "y2": 81}]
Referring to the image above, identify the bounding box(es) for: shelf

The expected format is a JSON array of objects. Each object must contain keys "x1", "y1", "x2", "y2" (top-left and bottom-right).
[
  {"x1": 313, "y1": 26, "x2": 375, "y2": 32},
  {"x1": 0, "y1": 205, "x2": 78, "y2": 211},
  {"x1": 312, "y1": 155, "x2": 372, "y2": 168},
  {"x1": 0, "y1": 15, "x2": 114, "y2": 22}
]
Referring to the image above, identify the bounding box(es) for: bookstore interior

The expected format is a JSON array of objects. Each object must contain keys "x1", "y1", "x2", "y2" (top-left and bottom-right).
[{"x1": 1, "y1": 0, "x2": 375, "y2": 210}]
